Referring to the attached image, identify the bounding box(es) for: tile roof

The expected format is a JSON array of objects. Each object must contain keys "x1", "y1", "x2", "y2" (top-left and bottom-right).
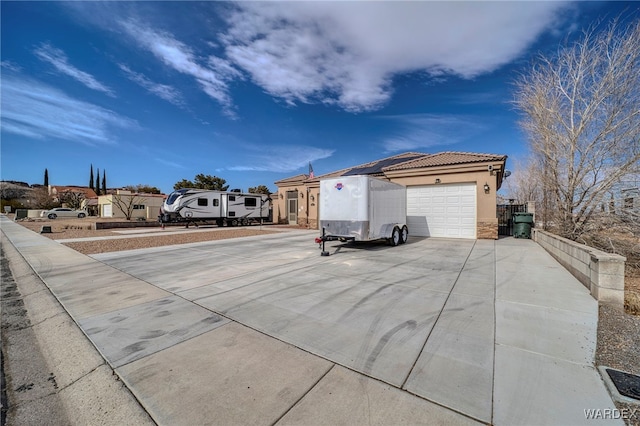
[
  {"x1": 51, "y1": 185, "x2": 98, "y2": 198},
  {"x1": 382, "y1": 151, "x2": 507, "y2": 171},
  {"x1": 274, "y1": 174, "x2": 309, "y2": 185},
  {"x1": 274, "y1": 151, "x2": 508, "y2": 187}
]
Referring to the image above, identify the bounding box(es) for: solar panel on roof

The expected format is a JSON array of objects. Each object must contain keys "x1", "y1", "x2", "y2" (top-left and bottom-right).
[{"x1": 342, "y1": 155, "x2": 423, "y2": 176}]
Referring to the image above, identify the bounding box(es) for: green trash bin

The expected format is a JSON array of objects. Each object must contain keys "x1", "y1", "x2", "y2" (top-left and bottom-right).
[{"x1": 513, "y1": 212, "x2": 534, "y2": 239}]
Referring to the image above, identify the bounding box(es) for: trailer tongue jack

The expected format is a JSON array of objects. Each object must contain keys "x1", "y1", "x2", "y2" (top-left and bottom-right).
[{"x1": 315, "y1": 227, "x2": 356, "y2": 256}]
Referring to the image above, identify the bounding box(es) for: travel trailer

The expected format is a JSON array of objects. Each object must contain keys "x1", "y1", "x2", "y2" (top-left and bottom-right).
[
  {"x1": 161, "y1": 189, "x2": 270, "y2": 226},
  {"x1": 315, "y1": 176, "x2": 408, "y2": 254}
]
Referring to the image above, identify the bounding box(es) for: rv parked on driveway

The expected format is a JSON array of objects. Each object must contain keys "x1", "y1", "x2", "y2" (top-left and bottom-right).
[{"x1": 161, "y1": 189, "x2": 270, "y2": 226}]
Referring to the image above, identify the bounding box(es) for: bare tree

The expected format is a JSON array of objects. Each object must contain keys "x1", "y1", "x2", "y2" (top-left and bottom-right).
[
  {"x1": 504, "y1": 158, "x2": 543, "y2": 204},
  {"x1": 504, "y1": 156, "x2": 557, "y2": 229},
  {"x1": 30, "y1": 187, "x2": 58, "y2": 209},
  {"x1": 111, "y1": 193, "x2": 148, "y2": 220},
  {"x1": 514, "y1": 18, "x2": 640, "y2": 239},
  {"x1": 58, "y1": 190, "x2": 86, "y2": 210}
]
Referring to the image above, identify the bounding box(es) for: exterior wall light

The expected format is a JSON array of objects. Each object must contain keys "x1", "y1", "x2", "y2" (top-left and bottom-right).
[
  {"x1": 310, "y1": 195, "x2": 315, "y2": 202},
  {"x1": 435, "y1": 178, "x2": 441, "y2": 184},
  {"x1": 484, "y1": 183, "x2": 490, "y2": 193}
]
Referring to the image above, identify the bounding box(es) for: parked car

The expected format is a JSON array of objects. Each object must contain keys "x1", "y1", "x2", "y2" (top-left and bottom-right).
[{"x1": 40, "y1": 208, "x2": 87, "y2": 219}]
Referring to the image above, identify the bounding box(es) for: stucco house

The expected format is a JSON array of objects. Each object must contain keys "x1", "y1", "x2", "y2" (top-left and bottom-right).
[
  {"x1": 97, "y1": 190, "x2": 166, "y2": 220},
  {"x1": 274, "y1": 151, "x2": 508, "y2": 239},
  {"x1": 49, "y1": 185, "x2": 97, "y2": 204}
]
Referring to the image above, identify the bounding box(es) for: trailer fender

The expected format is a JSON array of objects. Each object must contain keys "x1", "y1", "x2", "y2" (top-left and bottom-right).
[{"x1": 379, "y1": 223, "x2": 402, "y2": 239}]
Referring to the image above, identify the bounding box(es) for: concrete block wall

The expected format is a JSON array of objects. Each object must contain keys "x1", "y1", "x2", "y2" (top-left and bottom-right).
[
  {"x1": 532, "y1": 229, "x2": 626, "y2": 306},
  {"x1": 26, "y1": 209, "x2": 44, "y2": 218}
]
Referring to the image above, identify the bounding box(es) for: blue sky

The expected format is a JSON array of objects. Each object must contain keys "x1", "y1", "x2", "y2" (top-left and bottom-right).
[{"x1": 1, "y1": 1, "x2": 637, "y2": 194}]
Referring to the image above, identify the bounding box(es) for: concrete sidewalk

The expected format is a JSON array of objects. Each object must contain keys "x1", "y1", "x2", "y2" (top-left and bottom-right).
[{"x1": 1, "y1": 215, "x2": 621, "y2": 425}]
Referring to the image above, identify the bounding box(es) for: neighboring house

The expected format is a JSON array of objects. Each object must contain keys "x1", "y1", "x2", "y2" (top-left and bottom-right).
[
  {"x1": 48, "y1": 185, "x2": 100, "y2": 214},
  {"x1": 49, "y1": 185, "x2": 97, "y2": 205},
  {"x1": 98, "y1": 190, "x2": 165, "y2": 220},
  {"x1": 274, "y1": 151, "x2": 508, "y2": 240}
]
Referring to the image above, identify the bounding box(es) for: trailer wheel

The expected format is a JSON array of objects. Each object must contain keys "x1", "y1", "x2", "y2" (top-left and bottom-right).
[
  {"x1": 216, "y1": 219, "x2": 224, "y2": 227},
  {"x1": 230, "y1": 219, "x2": 239, "y2": 227},
  {"x1": 241, "y1": 218, "x2": 248, "y2": 226},
  {"x1": 389, "y1": 226, "x2": 401, "y2": 246},
  {"x1": 400, "y1": 225, "x2": 408, "y2": 244}
]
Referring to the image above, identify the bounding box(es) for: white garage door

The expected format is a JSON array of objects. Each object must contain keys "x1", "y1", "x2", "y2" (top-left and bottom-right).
[{"x1": 407, "y1": 183, "x2": 477, "y2": 239}]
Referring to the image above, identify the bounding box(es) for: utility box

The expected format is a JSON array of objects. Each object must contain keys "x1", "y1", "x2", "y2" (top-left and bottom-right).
[
  {"x1": 319, "y1": 175, "x2": 408, "y2": 246},
  {"x1": 15, "y1": 209, "x2": 28, "y2": 220}
]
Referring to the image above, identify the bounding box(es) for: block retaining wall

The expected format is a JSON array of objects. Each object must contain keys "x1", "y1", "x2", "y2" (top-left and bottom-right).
[{"x1": 532, "y1": 229, "x2": 626, "y2": 306}]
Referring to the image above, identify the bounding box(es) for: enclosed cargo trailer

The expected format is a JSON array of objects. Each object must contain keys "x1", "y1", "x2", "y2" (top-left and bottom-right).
[{"x1": 315, "y1": 176, "x2": 408, "y2": 254}]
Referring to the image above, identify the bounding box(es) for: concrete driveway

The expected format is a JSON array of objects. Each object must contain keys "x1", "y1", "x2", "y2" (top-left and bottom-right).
[{"x1": 1, "y1": 217, "x2": 621, "y2": 425}]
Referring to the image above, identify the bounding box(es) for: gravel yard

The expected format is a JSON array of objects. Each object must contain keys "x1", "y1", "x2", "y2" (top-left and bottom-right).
[
  {"x1": 7, "y1": 214, "x2": 640, "y2": 423},
  {"x1": 13, "y1": 216, "x2": 284, "y2": 255}
]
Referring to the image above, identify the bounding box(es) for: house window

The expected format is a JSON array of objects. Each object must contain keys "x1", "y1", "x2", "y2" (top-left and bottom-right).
[
  {"x1": 213, "y1": 199, "x2": 219, "y2": 207},
  {"x1": 197, "y1": 198, "x2": 208, "y2": 206},
  {"x1": 133, "y1": 204, "x2": 146, "y2": 210},
  {"x1": 245, "y1": 197, "x2": 257, "y2": 207}
]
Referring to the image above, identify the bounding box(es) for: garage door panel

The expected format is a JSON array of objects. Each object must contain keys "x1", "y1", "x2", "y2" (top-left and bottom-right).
[
  {"x1": 461, "y1": 206, "x2": 475, "y2": 215},
  {"x1": 407, "y1": 183, "x2": 476, "y2": 239}
]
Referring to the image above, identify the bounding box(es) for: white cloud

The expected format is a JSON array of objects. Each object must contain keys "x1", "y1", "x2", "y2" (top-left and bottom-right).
[
  {"x1": 228, "y1": 145, "x2": 334, "y2": 173},
  {"x1": 118, "y1": 63, "x2": 185, "y2": 107},
  {"x1": 155, "y1": 158, "x2": 186, "y2": 169},
  {"x1": 1, "y1": 60, "x2": 22, "y2": 72},
  {"x1": 119, "y1": 19, "x2": 239, "y2": 117},
  {"x1": 221, "y1": 2, "x2": 569, "y2": 112},
  {"x1": 34, "y1": 43, "x2": 115, "y2": 97},
  {"x1": 1, "y1": 76, "x2": 136, "y2": 145},
  {"x1": 379, "y1": 114, "x2": 487, "y2": 153}
]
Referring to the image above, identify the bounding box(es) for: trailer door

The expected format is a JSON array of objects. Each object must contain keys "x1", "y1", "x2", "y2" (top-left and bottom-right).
[{"x1": 211, "y1": 194, "x2": 222, "y2": 218}]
